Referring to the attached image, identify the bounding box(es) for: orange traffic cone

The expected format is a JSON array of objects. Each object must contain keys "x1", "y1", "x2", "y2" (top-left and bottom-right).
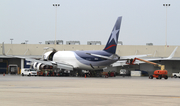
[
  {"x1": 3, "y1": 73, "x2": 5, "y2": 76},
  {"x1": 85, "y1": 74, "x2": 86, "y2": 78}
]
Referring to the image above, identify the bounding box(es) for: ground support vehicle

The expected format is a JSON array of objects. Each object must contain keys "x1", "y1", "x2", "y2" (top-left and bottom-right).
[
  {"x1": 120, "y1": 69, "x2": 126, "y2": 77},
  {"x1": 149, "y1": 70, "x2": 168, "y2": 79},
  {"x1": 21, "y1": 68, "x2": 37, "y2": 76},
  {"x1": 100, "y1": 72, "x2": 115, "y2": 78},
  {"x1": 126, "y1": 58, "x2": 168, "y2": 80},
  {"x1": 172, "y1": 72, "x2": 180, "y2": 78},
  {"x1": 37, "y1": 71, "x2": 45, "y2": 76},
  {"x1": 47, "y1": 71, "x2": 56, "y2": 76},
  {"x1": 101, "y1": 72, "x2": 109, "y2": 78},
  {"x1": 109, "y1": 72, "x2": 115, "y2": 77}
]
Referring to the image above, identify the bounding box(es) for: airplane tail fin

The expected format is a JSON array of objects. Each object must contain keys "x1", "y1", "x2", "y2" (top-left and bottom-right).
[
  {"x1": 103, "y1": 16, "x2": 122, "y2": 54},
  {"x1": 166, "y1": 47, "x2": 178, "y2": 59},
  {"x1": 2, "y1": 42, "x2": 6, "y2": 56}
]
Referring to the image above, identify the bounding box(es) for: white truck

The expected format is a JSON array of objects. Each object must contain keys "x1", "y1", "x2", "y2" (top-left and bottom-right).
[
  {"x1": 21, "y1": 68, "x2": 37, "y2": 76},
  {"x1": 120, "y1": 69, "x2": 126, "y2": 77},
  {"x1": 172, "y1": 72, "x2": 180, "y2": 78}
]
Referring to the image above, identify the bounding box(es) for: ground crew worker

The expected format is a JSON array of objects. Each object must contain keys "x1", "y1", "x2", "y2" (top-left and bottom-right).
[
  {"x1": 108, "y1": 71, "x2": 111, "y2": 77},
  {"x1": 45, "y1": 70, "x2": 47, "y2": 76},
  {"x1": 130, "y1": 58, "x2": 133, "y2": 64}
]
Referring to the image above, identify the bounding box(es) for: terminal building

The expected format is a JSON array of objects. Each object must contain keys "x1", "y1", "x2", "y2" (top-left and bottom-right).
[{"x1": 0, "y1": 42, "x2": 180, "y2": 76}]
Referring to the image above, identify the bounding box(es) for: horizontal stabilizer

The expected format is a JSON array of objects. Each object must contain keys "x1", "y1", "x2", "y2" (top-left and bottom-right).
[
  {"x1": 2, "y1": 42, "x2": 6, "y2": 56},
  {"x1": 86, "y1": 53, "x2": 114, "y2": 60}
]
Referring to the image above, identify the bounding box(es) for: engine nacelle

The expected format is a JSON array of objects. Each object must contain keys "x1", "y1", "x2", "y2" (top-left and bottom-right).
[
  {"x1": 32, "y1": 62, "x2": 53, "y2": 71},
  {"x1": 32, "y1": 62, "x2": 43, "y2": 71},
  {"x1": 31, "y1": 48, "x2": 57, "y2": 71}
]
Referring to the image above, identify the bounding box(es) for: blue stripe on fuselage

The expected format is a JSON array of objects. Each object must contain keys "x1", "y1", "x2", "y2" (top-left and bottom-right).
[
  {"x1": 73, "y1": 50, "x2": 116, "y2": 66},
  {"x1": 74, "y1": 50, "x2": 110, "y2": 61}
]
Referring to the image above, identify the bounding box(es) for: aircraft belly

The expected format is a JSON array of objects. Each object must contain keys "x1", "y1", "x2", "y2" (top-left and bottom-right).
[
  {"x1": 53, "y1": 51, "x2": 77, "y2": 68},
  {"x1": 53, "y1": 51, "x2": 107, "y2": 70},
  {"x1": 74, "y1": 52, "x2": 116, "y2": 69},
  {"x1": 53, "y1": 51, "x2": 116, "y2": 70}
]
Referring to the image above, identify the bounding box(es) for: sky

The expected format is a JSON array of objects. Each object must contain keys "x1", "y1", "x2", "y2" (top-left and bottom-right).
[{"x1": 0, "y1": 0, "x2": 180, "y2": 45}]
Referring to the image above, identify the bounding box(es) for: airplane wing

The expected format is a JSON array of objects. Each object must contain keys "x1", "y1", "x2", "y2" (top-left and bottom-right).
[
  {"x1": 139, "y1": 46, "x2": 178, "y2": 61},
  {"x1": 25, "y1": 58, "x2": 74, "y2": 70},
  {"x1": 0, "y1": 55, "x2": 74, "y2": 71},
  {"x1": 164, "y1": 47, "x2": 178, "y2": 60},
  {"x1": 2, "y1": 42, "x2": 5, "y2": 55},
  {"x1": 120, "y1": 54, "x2": 151, "y2": 60},
  {"x1": 112, "y1": 47, "x2": 178, "y2": 67},
  {"x1": 1, "y1": 42, "x2": 73, "y2": 70}
]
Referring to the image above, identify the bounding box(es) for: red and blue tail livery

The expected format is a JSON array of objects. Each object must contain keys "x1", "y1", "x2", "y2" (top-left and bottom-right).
[{"x1": 104, "y1": 16, "x2": 122, "y2": 54}]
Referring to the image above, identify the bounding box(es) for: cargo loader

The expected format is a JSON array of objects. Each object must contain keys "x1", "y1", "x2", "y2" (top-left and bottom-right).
[{"x1": 126, "y1": 58, "x2": 168, "y2": 79}]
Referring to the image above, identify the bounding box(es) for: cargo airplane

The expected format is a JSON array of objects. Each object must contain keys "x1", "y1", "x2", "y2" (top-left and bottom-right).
[{"x1": 2, "y1": 16, "x2": 149, "y2": 71}]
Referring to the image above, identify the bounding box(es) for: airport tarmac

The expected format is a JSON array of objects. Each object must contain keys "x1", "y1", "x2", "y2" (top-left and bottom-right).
[{"x1": 0, "y1": 75, "x2": 180, "y2": 106}]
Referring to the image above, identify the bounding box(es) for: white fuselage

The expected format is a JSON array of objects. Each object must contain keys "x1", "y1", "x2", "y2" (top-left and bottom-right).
[{"x1": 52, "y1": 51, "x2": 116, "y2": 70}]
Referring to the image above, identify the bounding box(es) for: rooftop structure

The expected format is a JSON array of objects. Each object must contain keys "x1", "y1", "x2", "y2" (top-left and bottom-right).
[{"x1": 87, "y1": 41, "x2": 101, "y2": 45}]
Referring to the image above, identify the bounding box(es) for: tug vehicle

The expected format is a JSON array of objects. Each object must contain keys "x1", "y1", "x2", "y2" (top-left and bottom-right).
[{"x1": 126, "y1": 58, "x2": 168, "y2": 80}]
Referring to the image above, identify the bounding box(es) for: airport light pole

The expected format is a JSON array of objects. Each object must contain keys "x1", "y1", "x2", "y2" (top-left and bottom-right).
[
  {"x1": 163, "y1": 3, "x2": 170, "y2": 47},
  {"x1": 10, "y1": 39, "x2": 13, "y2": 44},
  {"x1": 53, "y1": 3, "x2": 60, "y2": 46}
]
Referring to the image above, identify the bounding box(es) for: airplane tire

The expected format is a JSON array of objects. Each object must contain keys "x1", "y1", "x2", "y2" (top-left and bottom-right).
[
  {"x1": 22, "y1": 73, "x2": 24, "y2": 76},
  {"x1": 174, "y1": 75, "x2": 177, "y2": 78}
]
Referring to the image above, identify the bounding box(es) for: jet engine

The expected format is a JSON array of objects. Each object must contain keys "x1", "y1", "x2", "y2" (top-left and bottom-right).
[
  {"x1": 31, "y1": 49, "x2": 57, "y2": 71},
  {"x1": 32, "y1": 62, "x2": 53, "y2": 71}
]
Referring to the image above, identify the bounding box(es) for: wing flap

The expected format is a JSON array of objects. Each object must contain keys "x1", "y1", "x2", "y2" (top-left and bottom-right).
[{"x1": 120, "y1": 54, "x2": 151, "y2": 60}]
